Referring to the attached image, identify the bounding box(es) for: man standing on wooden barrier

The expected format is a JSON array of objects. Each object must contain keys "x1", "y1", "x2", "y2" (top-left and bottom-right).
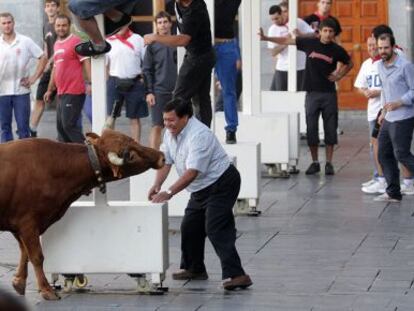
[
  {"x1": 44, "y1": 14, "x2": 91, "y2": 143},
  {"x1": 259, "y1": 18, "x2": 353, "y2": 175},
  {"x1": 0, "y1": 12, "x2": 46, "y2": 143},
  {"x1": 148, "y1": 98, "x2": 252, "y2": 290},
  {"x1": 143, "y1": 11, "x2": 177, "y2": 150},
  {"x1": 68, "y1": 0, "x2": 138, "y2": 56},
  {"x1": 144, "y1": 0, "x2": 215, "y2": 128}
]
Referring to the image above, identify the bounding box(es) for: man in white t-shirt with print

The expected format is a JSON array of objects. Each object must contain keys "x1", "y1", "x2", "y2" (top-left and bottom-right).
[
  {"x1": 0, "y1": 12, "x2": 46, "y2": 142},
  {"x1": 354, "y1": 36, "x2": 386, "y2": 194},
  {"x1": 267, "y1": 3, "x2": 314, "y2": 91},
  {"x1": 106, "y1": 25, "x2": 148, "y2": 143}
]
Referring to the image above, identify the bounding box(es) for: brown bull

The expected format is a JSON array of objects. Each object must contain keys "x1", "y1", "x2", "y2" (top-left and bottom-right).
[{"x1": 0, "y1": 129, "x2": 165, "y2": 300}]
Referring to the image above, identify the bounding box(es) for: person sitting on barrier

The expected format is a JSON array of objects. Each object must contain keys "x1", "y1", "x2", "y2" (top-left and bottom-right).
[
  {"x1": 0, "y1": 289, "x2": 28, "y2": 311},
  {"x1": 68, "y1": 0, "x2": 138, "y2": 57},
  {"x1": 259, "y1": 18, "x2": 353, "y2": 175},
  {"x1": 148, "y1": 98, "x2": 253, "y2": 291}
]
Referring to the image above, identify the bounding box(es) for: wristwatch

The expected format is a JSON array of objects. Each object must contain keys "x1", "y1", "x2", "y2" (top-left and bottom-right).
[{"x1": 166, "y1": 189, "x2": 173, "y2": 196}]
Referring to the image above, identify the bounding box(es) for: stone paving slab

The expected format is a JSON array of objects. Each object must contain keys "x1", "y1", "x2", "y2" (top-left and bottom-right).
[{"x1": 1, "y1": 112, "x2": 414, "y2": 310}]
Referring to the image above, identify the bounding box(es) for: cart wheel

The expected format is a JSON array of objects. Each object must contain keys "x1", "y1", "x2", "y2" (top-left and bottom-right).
[
  {"x1": 74, "y1": 275, "x2": 88, "y2": 288},
  {"x1": 63, "y1": 278, "x2": 73, "y2": 293}
]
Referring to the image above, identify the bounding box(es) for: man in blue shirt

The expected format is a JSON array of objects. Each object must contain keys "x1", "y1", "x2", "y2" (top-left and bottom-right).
[
  {"x1": 375, "y1": 33, "x2": 414, "y2": 202},
  {"x1": 148, "y1": 98, "x2": 252, "y2": 290}
]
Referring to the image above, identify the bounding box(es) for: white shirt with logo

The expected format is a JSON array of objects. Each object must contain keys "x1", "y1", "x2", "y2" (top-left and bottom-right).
[
  {"x1": 354, "y1": 58, "x2": 382, "y2": 121},
  {"x1": 0, "y1": 33, "x2": 43, "y2": 96},
  {"x1": 267, "y1": 18, "x2": 314, "y2": 71}
]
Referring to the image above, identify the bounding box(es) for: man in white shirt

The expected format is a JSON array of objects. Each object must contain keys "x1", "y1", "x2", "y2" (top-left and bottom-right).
[
  {"x1": 0, "y1": 12, "x2": 46, "y2": 142},
  {"x1": 106, "y1": 25, "x2": 148, "y2": 143},
  {"x1": 267, "y1": 3, "x2": 314, "y2": 91},
  {"x1": 354, "y1": 37, "x2": 386, "y2": 194},
  {"x1": 148, "y1": 98, "x2": 252, "y2": 291}
]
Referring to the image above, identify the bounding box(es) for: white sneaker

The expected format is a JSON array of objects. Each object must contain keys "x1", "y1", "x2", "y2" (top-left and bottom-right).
[
  {"x1": 401, "y1": 183, "x2": 414, "y2": 195},
  {"x1": 373, "y1": 193, "x2": 401, "y2": 202},
  {"x1": 361, "y1": 180, "x2": 386, "y2": 194},
  {"x1": 362, "y1": 179, "x2": 377, "y2": 187}
]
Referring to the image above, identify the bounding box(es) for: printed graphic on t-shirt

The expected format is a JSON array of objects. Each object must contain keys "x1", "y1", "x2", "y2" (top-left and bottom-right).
[{"x1": 309, "y1": 51, "x2": 333, "y2": 64}]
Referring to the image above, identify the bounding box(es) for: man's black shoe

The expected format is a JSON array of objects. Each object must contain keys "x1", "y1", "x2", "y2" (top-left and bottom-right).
[
  {"x1": 226, "y1": 131, "x2": 236, "y2": 144},
  {"x1": 75, "y1": 41, "x2": 111, "y2": 57},
  {"x1": 105, "y1": 14, "x2": 132, "y2": 36},
  {"x1": 325, "y1": 162, "x2": 335, "y2": 175},
  {"x1": 29, "y1": 129, "x2": 37, "y2": 138},
  {"x1": 172, "y1": 270, "x2": 208, "y2": 281},
  {"x1": 305, "y1": 162, "x2": 320, "y2": 175}
]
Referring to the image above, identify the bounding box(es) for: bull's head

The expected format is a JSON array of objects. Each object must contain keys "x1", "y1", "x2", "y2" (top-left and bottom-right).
[{"x1": 85, "y1": 129, "x2": 165, "y2": 179}]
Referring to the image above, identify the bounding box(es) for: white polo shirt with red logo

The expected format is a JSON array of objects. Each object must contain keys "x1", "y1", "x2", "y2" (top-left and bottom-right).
[{"x1": 0, "y1": 33, "x2": 43, "y2": 96}]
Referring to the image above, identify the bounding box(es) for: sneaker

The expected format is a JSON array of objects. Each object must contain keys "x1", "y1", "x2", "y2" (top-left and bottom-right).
[
  {"x1": 373, "y1": 193, "x2": 401, "y2": 203},
  {"x1": 401, "y1": 183, "x2": 414, "y2": 195},
  {"x1": 75, "y1": 41, "x2": 111, "y2": 57},
  {"x1": 226, "y1": 131, "x2": 237, "y2": 144},
  {"x1": 325, "y1": 162, "x2": 335, "y2": 175},
  {"x1": 223, "y1": 275, "x2": 253, "y2": 290},
  {"x1": 361, "y1": 180, "x2": 386, "y2": 194},
  {"x1": 29, "y1": 129, "x2": 37, "y2": 138},
  {"x1": 105, "y1": 14, "x2": 132, "y2": 36},
  {"x1": 362, "y1": 178, "x2": 377, "y2": 187},
  {"x1": 172, "y1": 270, "x2": 208, "y2": 281},
  {"x1": 305, "y1": 162, "x2": 320, "y2": 175}
]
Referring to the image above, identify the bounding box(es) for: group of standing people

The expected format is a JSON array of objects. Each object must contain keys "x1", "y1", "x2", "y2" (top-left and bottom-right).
[{"x1": 261, "y1": 0, "x2": 414, "y2": 203}]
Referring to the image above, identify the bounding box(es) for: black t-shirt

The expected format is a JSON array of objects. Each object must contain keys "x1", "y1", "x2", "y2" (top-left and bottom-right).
[
  {"x1": 175, "y1": 0, "x2": 212, "y2": 55},
  {"x1": 304, "y1": 14, "x2": 342, "y2": 36},
  {"x1": 214, "y1": 0, "x2": 241, "y2": 39},
  {"x1": 296, "y1": 37, "x2": 350, "y2": 92},
  {"x1": 43, "y1": 20, "x2": 57, "y2": 60}
]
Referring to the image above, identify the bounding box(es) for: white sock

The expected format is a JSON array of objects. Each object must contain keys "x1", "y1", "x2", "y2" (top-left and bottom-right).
[
  {"x1": 30, "y1": 125, "x2": 37, "y2": 131},
  {"x1": 378, "y1": 177, "x2": 386, "y2": 184}
]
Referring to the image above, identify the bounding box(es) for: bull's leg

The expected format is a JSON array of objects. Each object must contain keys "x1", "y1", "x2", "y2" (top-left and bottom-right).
[
  {"x1": 19, "y1": 232, "x2": 60, "y2": 300},
  {"x1": 12, "y1": 234, "x2": 28, "y2": 295}
]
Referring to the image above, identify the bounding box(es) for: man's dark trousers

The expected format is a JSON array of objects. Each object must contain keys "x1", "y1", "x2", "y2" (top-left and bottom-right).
[
  {"x1": 180, "y1": 164, "x2": 245, "y2": 279},
  {"x1": 378, "y1": 117, "x2": 414, "y2": 200},
  {"x1": 174, "y1": 49, "x2": 216, "y2": 128}
]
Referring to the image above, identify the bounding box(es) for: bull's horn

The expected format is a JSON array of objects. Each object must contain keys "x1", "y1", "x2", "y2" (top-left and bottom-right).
[{"x1": 108, "y1": 152, "x2": 124, "y2": 166}]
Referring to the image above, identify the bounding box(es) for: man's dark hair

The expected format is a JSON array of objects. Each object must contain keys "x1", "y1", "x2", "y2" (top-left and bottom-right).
[
  {"x1": 55, "y1": 13, "x2": 71, "y2": 26},
  {"x1": 163, "y1": 98, "x2": 193, "y2": 118},
  {"x1": 319, "y1": 17, "x2": 337, "y2": 31},
  {"x1": 377, "y1": 33, "x2": 395, "y2": 47},
  {"x1": 269, "y1": 5, "x2": 282, "y2": 15},
  {"x1": 372, "y1": 24, "x2": 394, "y2": 39},
  {"x1": 45, "y1": 0, "x2": 60, "y2": 6},
  {"x1": 0, "y1": 289, "x2": 28, "y2": 311},
  {"x1": 155, "y1": 11, "x2": 172, "y2": 23}
]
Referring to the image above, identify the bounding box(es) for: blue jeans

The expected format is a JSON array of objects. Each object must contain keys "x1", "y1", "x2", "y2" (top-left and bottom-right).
[
  {"x1": 68, "y1": 0, "x2": 137, "y2": 19},
  {"x1": 215, "y1": 40, "x2": 238, "y2": 132},
  {"x1": 0, "y1": 94, "x2": 30, "y2": 143},
  {"x1": 378, "y1": 117, "x2": 414, "y2": 200}
]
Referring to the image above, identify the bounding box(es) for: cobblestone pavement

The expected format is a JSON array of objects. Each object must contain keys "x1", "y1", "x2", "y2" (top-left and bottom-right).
[{"x1": 1, "y1": 111, "x2": 414, "y2": 311}]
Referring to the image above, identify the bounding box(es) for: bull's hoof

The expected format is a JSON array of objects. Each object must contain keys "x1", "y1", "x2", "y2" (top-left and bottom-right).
[
  {"x1": 12, "y1": 277, "x2": 26, "y2": 295},
  {"x1": 41, "y1": 290, "x2": 61, "y2": 301}
]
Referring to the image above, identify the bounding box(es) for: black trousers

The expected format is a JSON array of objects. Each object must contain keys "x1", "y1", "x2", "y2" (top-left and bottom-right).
[
  {"x1": 180, "y1": 165, "x2": 245, "y2": 279},
  {"x1": 174, "y1": 49, "x2": 216, "y2": 128},
  {"x1": 56, "y1": 94, "x2": 85, "y2": 143},
  {"x1": 378, "y1": 117, "x2": 414, "y2": 200}
]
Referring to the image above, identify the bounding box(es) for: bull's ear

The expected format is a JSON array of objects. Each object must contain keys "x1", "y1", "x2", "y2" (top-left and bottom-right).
[{"x1": 85, "y1": 132, "x2": 100, "y2": 145}]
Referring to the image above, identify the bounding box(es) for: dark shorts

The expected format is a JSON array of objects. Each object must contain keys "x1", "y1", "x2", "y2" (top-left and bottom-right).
[
  {"x1": 305, "y1": 92, "x2": 338, "y2": 146},
  {"x1": 68, "y1": 0, "x2": 137, "y2": 19},
  {"x1": 107, "y1": 76, "x2": 149, "y2": 119},
  {"x1": 151, "y1": 92, "x2": 172, "y2": 127},
  {"x1": 270, "y1": 70, "x2": 305, "y2": 91},
  {"x1": 36, "y1": 71, "x2": 55, "y2": 101}
]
